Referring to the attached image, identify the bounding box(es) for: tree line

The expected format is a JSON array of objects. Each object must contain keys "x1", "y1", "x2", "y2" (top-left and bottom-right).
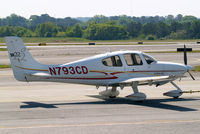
[{"x1": 0, "y1": 14, "x2": 200, "y2": 40}]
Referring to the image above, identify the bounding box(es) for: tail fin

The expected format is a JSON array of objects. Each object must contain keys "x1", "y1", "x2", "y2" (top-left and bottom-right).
[{"x1": 5, "y1": 36, "x2": 46, "y2": 81}]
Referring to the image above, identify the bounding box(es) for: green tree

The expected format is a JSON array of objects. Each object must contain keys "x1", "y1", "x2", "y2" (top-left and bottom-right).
[
  {"x1": 29, "y1": 14, "x2": 80, "y2": 29},
  {"x1": 146, "y1": 34, "x2": 156, "y2": 40},
  {"x1": 117, "y1": 15, "x2": 132, "y2": 25},
  {"x1": 83, "y1": 21, "x2": 97, "y2": 39},
  {"x1": 6, "y1": 14, "x2": 27, "y2": 27},
  {"x1": 181, "y1": 15, "x2": 197, "y2": 23},
  {"x1": 189, "y1": 20, "x2": 200, "y2": 38},
  {"x1": 155, "y1": 21, "x2": 170, "y2": 38},
  {"x1": 66, "y1": 24, "x2": 82, "y2": 37},
  {"x1": 35, "y1": 22, "x2": 58, "y2": 37},
  {"x1": 170, "y1": 22, "x2": 183, "y2": 32},
  {"x1": 83, "y1": 22, "x2": 128, "y2": 40},
  {"x1": 90, "y1": 15, "x2": 109, "y2": 23},
  {"x1": 127, "y1": 21, "x2": 142, "y2": 38},
  {"x1": 175, "y1": 14, "x2": 183, "y2": 22},
  {"x1": 14, "y1": 27, "x2": 33, "y2": 37},
  {"x1": 166, "y1": 15, "x2": 174, "y2": 24},
  {"x1": 0, "y1": 26, "x2": 15, "y2": 36},
  {"x1": 142, "y1": 23, "x2": 156, "y2": 35},
  {"x1": 168, "y1": 30, "x2": 187, "y2": 39}
]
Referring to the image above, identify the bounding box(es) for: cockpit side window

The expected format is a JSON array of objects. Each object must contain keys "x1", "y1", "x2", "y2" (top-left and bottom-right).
[
  {"x1": 102, "y1": 56, "x2": 122, "y2": 67},
  {"x1": 123, "y1": 53, "x2": 143, "y2": 66},
  {"x1": 143, "y1": 54, "x2": 156, "y2": 64}
]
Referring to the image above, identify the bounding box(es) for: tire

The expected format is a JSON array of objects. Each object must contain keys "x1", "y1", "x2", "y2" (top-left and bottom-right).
[{"x1": 109, "y1": 96, "x2": 116, "y2": 99}]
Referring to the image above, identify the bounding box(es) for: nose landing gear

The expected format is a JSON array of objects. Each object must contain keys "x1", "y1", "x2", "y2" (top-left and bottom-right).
[{"x1": 163, "y1": 81, "x2": 183, "y2": 99}]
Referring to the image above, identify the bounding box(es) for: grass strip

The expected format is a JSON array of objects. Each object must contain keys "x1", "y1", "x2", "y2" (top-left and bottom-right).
[
  {"x1": 0, "y1": 65, "x2": 11, "y2": 69},
  {"x1": 192, "y1": 65, "x2": 200, "y2": 72},
  {"x1": 0, "y1": 48, "x2": 7, "y2": 51}
]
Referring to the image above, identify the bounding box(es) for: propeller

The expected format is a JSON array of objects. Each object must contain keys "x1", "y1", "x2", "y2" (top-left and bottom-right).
[
  {"x1": 183, "y1": 45, "x2": 195, "y2": 80},
  {"x1": 184, "y1": 45, "x2": 187, "y2": 65},
  {"x1": 188, "y1": 71, "x2": 195, "y2": 80}
]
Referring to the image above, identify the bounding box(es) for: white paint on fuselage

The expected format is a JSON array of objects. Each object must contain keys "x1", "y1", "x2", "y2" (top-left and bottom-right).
[{"x1": 27, "y1": 51, "x2": 188, "y2": 86}]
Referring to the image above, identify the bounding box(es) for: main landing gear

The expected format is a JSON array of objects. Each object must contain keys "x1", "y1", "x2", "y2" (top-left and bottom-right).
[
  {"x1": 99, "y1": 82, "x2": 147, "y2": 101},
  {"x1": 126, "y1": 82, "x2": 147, "y2": 101},
  {"x1": 99, "y1": 86, "x2": 120, "y2": 98},
  {"x1": 163, "y1": 81, "x2": 183, "y2": 99}
]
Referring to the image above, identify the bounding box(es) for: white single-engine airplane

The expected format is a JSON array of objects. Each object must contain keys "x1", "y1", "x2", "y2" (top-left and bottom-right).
[{"x1": 5, "y1": 37, "x2": 195, "y2": 101}]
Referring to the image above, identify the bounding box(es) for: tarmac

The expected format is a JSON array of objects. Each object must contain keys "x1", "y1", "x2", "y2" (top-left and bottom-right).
[{"x1": 0, "y1": 44, "x2": 200, "y2": 134}]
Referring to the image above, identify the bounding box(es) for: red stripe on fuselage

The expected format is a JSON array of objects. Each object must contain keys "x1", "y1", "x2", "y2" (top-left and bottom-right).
[
  {"x1": 131, "y1": 70, "x2": 185, "y2": 73},
  {"x1": 110, "y1": 72, "x2": 124, "y2": 75},
  {"x1": 89, "y1": 70, "x2": 108, "y2": 75},
  {"x1": 90, "y1": 70, "x2": 185, "y2": 76},
  {"x1": 46, "y1": 76, "x2": 118, "y2": 80}
]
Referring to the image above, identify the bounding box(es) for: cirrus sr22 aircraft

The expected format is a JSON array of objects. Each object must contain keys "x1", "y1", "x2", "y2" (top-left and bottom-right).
[{"x1": 5, "y1": 37, "x2": 195, "y2": 101}]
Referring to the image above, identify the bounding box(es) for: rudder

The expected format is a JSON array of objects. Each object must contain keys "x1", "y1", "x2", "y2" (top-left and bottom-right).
[{"x1": 5, "y1": 36, "x2": 45, "y2": 81}]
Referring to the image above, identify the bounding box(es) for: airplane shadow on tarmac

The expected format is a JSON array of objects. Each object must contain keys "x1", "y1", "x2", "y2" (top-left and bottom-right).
[{"x1": 20, "y1": 96, "x2": 199, "y2": 112}]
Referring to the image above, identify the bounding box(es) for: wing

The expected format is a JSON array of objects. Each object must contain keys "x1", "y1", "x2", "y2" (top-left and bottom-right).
[{"x1": 117, "y1": 75, "x2": 177, "y2": 87}]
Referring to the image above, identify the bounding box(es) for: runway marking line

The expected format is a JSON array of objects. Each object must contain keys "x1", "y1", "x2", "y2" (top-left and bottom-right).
[{"x1": 1, "y1": 119, "x2": 200, "y2": 130}]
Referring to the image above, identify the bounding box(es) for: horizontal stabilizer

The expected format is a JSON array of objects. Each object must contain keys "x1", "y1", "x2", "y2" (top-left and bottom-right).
[{"x1": 25, "y1": 72, "x2": 51, "y2": 77}]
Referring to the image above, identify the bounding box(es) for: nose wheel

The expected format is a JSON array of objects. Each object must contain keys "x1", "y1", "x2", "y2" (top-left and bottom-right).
[{"x1": 163, "y1": 81, "x2": 183, "y2": 99}]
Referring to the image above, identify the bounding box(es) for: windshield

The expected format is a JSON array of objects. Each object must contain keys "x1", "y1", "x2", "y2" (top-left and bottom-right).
[{"x1": 143, "y1": 54, "x2": 156, "y2": 64}]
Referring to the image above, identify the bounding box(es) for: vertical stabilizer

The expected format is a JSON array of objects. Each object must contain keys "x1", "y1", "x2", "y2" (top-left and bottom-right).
[{"x1": 5, "y1": 37, "x2": 46, "y2": 81}]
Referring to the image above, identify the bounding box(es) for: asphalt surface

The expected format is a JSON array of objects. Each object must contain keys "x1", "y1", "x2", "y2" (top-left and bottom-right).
[
  {"x1": 0, "y1": 43, "x2": 200, "y2": 134},
  {"x1": 0, "y1": 72, "x2": 200, "y2": 134},
  {"x1": 1, "y1": 97, "x2": 200, "y2": 134}
]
